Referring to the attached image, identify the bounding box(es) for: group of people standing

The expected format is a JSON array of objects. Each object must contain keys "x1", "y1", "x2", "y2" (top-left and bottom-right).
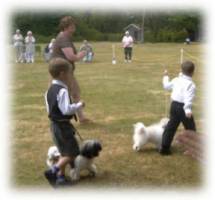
[
  {"x1": 13, "y1": 27, "x2": 133, "y2": 64},
  {"x1": 13, "y1": 29, "x2": 36, "y2": 63}
]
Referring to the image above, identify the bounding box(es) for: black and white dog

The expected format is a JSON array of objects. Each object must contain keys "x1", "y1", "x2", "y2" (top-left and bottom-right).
[
  {"x1": 69, "y1": 140, "x2": 102, "y2": 181},
  {"x1": 46, "y1": 140, "x2": 102, "y2": 181}
]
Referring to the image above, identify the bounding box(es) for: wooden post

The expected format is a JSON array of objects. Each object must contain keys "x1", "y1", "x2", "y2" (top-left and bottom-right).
[{"x1": 180, "y1": 48, "x2": 184, "y2": 64}]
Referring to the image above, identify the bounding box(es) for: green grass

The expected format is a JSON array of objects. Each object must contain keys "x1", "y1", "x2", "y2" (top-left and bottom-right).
[{"x1": 10, "y1": 42, "x2": 204, "y2": 189}]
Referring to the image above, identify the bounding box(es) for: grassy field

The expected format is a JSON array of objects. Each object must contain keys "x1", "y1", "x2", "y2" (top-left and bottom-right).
[{"x1": 10, "y1": 42, "x2": 204, "y2": 189}]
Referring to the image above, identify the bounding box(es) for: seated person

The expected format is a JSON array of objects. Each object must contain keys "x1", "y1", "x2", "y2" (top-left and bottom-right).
[{"x1": 79, "y1": 40, "x2": 94, "y2": 62}]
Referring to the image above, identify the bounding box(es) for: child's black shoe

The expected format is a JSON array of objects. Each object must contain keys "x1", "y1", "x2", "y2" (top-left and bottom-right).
[
  {"x1": 44, "y1": 169, "x2": 57, "y2": 187},
  {"x1": 55, "y1": 176, "x2": 73, "y2": 187},
  {"x1": 159, "y1": 148, "x2": 172, "y2": 156}
]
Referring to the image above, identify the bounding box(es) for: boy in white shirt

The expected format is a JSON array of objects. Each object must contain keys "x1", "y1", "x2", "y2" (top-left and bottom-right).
[
  {"x1": 160, "y1": 61, "x2": 196, "y2": 155},
  {"x1": 44, "y1": 58, "x2": 85, "y2": 187}
]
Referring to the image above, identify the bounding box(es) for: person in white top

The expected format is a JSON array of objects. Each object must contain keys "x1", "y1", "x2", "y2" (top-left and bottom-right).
[
  {"x1": 48, "y1": 38, "x2": 56, "y2": 55},
  {"x1": 122, "y1": 31, "x2": 134, "y2": 63},
  {"x1": 13, "y1": 29, "x2": 24, "y2": 63},
  {"x1": 44, "y1": 38, "x2": 56, "y2": 62},
  {"x1": 160, "y1": 61, "x2": 196, "y2": 155},
  {"x1": 25, "y1": 31, "x2": 36, "y2": 63}
]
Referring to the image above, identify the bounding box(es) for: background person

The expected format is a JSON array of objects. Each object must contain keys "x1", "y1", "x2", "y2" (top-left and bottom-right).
[
  {"x1": 44, "y1": 38, "x2": 56, "y2": 62},
  {"x1": 25, "y1": 31, "x2": 36, "y2": 63},
  {"x1": 79, "y1": 40, "x2": 94, "y2": 62},
  {"x1": 122, "y1": 31, "x2": 134, "y2": 63},
  {"x1": 48, "y1": 38, "x2": 56, "y2": 55},
  {"x1": 52, "y1": 16, "x2": 90, "y2": 123},
  {"x1": 13, "y1": 29, "x2": 24, "y2": 63}
]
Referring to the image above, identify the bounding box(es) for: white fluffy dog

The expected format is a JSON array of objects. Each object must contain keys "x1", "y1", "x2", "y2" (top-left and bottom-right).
[
  {"x1": 133, "y1": 118, "x2": 169, "y2": 151},
  {"x1": 69, "y1": 140, "x2": 102, "y2": 181}
]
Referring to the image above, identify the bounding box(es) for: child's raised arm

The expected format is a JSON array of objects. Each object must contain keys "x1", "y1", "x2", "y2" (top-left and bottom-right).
[{"x1": 162, "y1": 69, "x2": 173, "y2": 90}]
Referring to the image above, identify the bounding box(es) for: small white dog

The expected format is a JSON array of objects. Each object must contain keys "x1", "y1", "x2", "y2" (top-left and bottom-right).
[
  {"x1": 69, "y1": 140, "x2": 102, "y2": 181},
  {"x1": 133, "y1": 118, "x2": 169, "y2": 151},
  {"x1": 46, "y1": 146, "x2": 61, "y2": 168}
]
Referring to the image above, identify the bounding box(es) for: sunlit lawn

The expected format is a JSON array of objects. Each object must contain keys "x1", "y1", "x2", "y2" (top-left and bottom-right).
[{"x1": 10, "y1": 42, "x2": 204, "y2": 189}]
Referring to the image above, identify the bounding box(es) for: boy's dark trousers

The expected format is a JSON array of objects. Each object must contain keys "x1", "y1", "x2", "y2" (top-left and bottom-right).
[{"x1": 161, "y1": 101, "x2": 196, "y2": 151}]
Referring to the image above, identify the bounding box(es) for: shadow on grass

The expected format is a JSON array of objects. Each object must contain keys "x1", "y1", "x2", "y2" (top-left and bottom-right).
[{"x1": 135, "y1": 147, "x2": 158, "y2": 154}]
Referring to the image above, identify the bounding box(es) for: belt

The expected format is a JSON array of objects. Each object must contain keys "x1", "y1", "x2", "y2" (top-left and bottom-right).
[
  {"x1": 172, "y1": 101, "x2": 184, "y2": 106},
  {"x1": 50, "y1": 114, "x2": 77, "y2": 123}
]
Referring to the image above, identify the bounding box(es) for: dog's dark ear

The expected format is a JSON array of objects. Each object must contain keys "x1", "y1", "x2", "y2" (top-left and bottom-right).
[
  {"x1": 90, "y1": 141, "x2": 101, "y2": 157},
  {"x1": 80, "y1": 143, "x2": 93, "y2": 158},
  {"x1": 94, "y1": 140, "x2": 102, "y2": 151},
  {"x1": 97, "y1": 142, "x2": 102, "y2": 151}
]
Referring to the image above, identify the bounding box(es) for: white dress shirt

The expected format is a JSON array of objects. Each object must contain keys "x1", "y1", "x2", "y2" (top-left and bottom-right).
[
  {"x1": 163, "y1": 74, "x2": 196, "y2": 115},
  {"x1": 45, "y1": 80, "x2": 83, "y2": 115}
]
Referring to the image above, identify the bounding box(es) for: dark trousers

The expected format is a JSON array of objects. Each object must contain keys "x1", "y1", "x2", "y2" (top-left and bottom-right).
[
  {"x1": 162, "y1": 101, "x2": 196, "y2": 150},
  {"x1": 124, "y1": 47, "x2": 132, "y2": 60}
]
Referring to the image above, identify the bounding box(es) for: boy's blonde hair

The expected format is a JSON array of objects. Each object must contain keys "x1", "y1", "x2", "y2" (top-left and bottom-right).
[{"x1": 49, "y1": 58, "x2": 71, "y2": 78}]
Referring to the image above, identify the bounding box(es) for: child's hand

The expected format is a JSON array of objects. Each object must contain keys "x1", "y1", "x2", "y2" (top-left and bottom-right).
[
  {"x1": 163, "y1": 69, "x2": 168, "y2": 76},
  {"x1": 186, "y1": 113, "x2": 192, "y2": 118}
]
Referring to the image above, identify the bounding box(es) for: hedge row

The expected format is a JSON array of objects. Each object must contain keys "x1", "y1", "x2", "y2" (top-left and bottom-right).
[{"x1": 33, "y1": 28, "x2": 188, "y2": 44}]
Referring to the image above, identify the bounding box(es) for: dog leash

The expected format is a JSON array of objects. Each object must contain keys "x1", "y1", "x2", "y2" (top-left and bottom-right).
[{"x1": 73, "y1": 125, "x2": 84, "y2": 142}]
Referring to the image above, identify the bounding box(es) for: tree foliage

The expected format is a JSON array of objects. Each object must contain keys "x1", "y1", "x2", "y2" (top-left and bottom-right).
[{"x1": 11, "y1": 11, "x2": 202, "y2": 43}]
